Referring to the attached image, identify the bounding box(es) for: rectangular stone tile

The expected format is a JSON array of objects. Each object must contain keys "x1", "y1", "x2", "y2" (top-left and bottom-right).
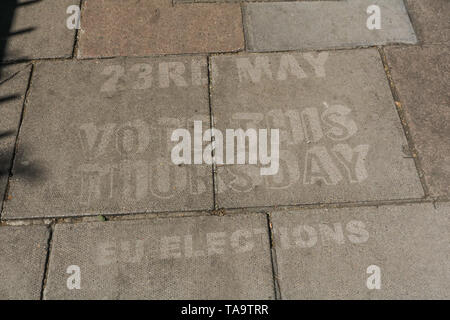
[
  {"x1": 0, "y1": 0, "x2": 77, "y2": 61},
  {"x1": 0, "y1": 225, "x2": 49, "y2": 299},
  {"x1": 210, "y1": 49, "x2": 423, "y2": 209},
  {"x1": 272, "y1": 202, "x2": 450, "y2": 299},
  {"x1": 405, "y1": 0, "x2": 450, "y2": 45},
  {"x1": 3, "y1": 56, "x2": 214, "y2": 219},
  {"x1": 244, "y1": 0, "x2": 417, "y2": 52},
  {"x1": 0, "y1": 64, "x2": 30, "y2": 213},
  {"x1": 78, "y1": 0, "x2": 244, "y2": 58},
  {"x1": 385, "y1": 46, "x2": 449, "y2": 198},
  {"x1": 44, "y1": 214, "x2": 274, "y2": 299}
]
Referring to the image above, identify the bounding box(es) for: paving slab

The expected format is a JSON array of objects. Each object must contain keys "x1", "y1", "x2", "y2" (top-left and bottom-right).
[
  {"x1": 0, "y1": 0, "x2": 77, "y2": 62},
  {"x1": 78, "y1": 0, "x2": 244, "y2": 58},
  {"x1": 0, "y1": 225, "x2": 49, "y2": 299},
  {"x1": 210, "y1": 49, "x2": 423, "y2": 209},
  {"x1": 2, "y1": 56, "x2": 214, "y2": 219},
  {"x1": 243, "y1": 0, "x2": 417, "y2": 52},
  {"x1": 271, "y1": 202, "x2": 450, "y2": 299},
  {"x1": 0, "y1": 64, "x2": 30, "y2": 213},
  {"x1": 44, "y1": 214, "x2": 274, "y2": 299},
  {"x1": 385, "y1": 45, "x2": 450, "y2": 198},
  {"x1": 405, "y1": 0, "x2": 450, "y2": 45}
]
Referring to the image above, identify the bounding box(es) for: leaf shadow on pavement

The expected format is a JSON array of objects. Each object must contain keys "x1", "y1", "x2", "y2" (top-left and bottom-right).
[
  {"x1": 0, "y1": 0, "x2": 41, "y2": 70},
  {"x1": 1, "y1": 0, "x2": 46, "y2": 196}
]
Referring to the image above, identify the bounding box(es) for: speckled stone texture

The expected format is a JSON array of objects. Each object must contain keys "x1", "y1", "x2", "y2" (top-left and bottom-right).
[{"x1": 78, "y1": 0, "x2": 244, "y2": 58}]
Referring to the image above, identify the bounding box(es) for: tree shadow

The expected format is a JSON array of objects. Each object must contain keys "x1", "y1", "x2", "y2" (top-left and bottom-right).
[
  {"x1": 0, "y1": 100, "x2": 46, "y2": 183},
  {"x1": 1, "y1": 1, "x2": 45, "y2": 191},
  {"x1": 0, "y1": 0, "x2": 41, "y2": 71}
]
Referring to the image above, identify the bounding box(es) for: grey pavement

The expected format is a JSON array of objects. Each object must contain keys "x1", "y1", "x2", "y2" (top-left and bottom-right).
[
  {"x1": 0, "y1": 64, "x2": 31, "y2": 212},
  {"x1": 385, "y1": 45, "x2": 450, "y2": 198},
  {"x1": 0, "y1": 0, "x2": 77, "y2": 61},
  {"x1": 405, "y1": 0, "x2": 449, "y2": 45},
  {"x1": 0, "y1": 0, "x2": 448, "y2": 300}
]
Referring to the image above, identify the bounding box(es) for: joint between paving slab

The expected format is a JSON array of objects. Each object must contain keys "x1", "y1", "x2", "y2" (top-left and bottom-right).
[
  {"x1": 0, "y1": 64, "x2": 34, "y2": 220},
  {"x1": 0, "y1": 42, "x2": 423, "y2": 66},
  {"x1": 3, "y1": 197, "x2": 446, "y2": 228},
  {"x1": 40, "y1": 222, "x2": 54, "y2": 300},
  {"x1": 207, "y1": 55, "x2": 219, "y2": 210},
  {"x1": 240, "y1": 2, "x2": 248, "y2": 52},
  {"x1": 72, "y1": 0, "x2": 84, "y2": 59},
  {"x1": 266, "y1": 212, "x2": 281, "y2": 299},
  {"x1": 0, "y1": 63, "x2": 32, "y2": 86},
  {"x1": 377, "y1": 46, "x2": 430, "y2": 199}
]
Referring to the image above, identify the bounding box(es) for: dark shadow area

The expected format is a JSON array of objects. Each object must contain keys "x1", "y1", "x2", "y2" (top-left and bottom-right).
[
  {"x1": 0, "y1": 129, "x2": 16, "y2": 178},
  {"x1": 0, "y1": 94, "x2": 20, "y2": 104},
  {"x1": 0, "y1": 97, "x2": 45, "y2": 183},
  {"x1": 1, "y1": 1, "x2": 45, "y2": 203},
  {"x1": 0, "y1": 0, "x2": 40, "y2": 70}
]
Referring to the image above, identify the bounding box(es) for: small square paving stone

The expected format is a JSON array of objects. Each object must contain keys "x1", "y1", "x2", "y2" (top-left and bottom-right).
[
  {"x1": 0, "y1": 64, "x2": 31, "y2": 212},
  {"x1": 3, "y1": 56, "x2": 213, "y2": 219},
  {"x1": 271, "y1": 202, "x2": 450, "y2": 299},
  {"x1": 211, "y1": 49, "x2": 423, "y2": 209},
  {"x1": 0, "y1": 225, "x2": 49, "y2": 299},
  {"x1": 385, "y1": 45, "x2": 450, "y2": 198},
  {"x1": 44, "y1": 214, "x2": 274, "y2": 299},
  {"x1": 405, "y1": 0, "x2": 450, "y2": 45},
  {"x1": 0, "y1": 0, "x2": 77, "y2": 62},
  {"x1": 78, "y1": 0, "x2": 244, "y2": 58},
  {"x1": 243, "y1": 0, "x2": 417, "y2": 52}
]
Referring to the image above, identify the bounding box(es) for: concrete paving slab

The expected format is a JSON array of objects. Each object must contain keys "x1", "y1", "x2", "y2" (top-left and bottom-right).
[
  {"x1": 271, "y1": 202, "x2": 450, "y2": 299},
  {"x1": 0, "y1": 225, "x2": 49, "y2": 299},
  {"x1": 0, "y1": 0, "x2": 77, "y2": 61},
  {"x1": 44, "y1": 214, "x2": 274, "y2": 299},
  {"x1": 244, "y1": 0, "x2": 417, "y2": 52},
  {"x1": 2, "y1": 56, "x2": 214, "y2": 219},
  {"x1": 385, "y1": 45, "x2": 450, "y2": 198},
  {"x1": 0, "y1": 64, "x2": 30, "y2": 213},
  {"x1": 78, "y1": 0, "x2": 244, "y2": 58},
  {"x1": 405, "y1": 0, "x2": 450, "y2": 45},
  {"x1": 211, "y1": 49, "x2": 423, "y2": 209}
]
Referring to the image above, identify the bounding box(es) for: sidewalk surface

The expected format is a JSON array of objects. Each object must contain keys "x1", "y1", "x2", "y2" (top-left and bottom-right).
[{"x1": 0, "y1": 0, "x2": 448, "y2": 299}]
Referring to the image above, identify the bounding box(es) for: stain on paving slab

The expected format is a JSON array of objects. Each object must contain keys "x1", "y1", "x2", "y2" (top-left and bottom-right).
[
  {"x1": 0, "y1": 64, "x2": 31, "y2": 213},
  {"x1": 271, "y1": 202, "x2": 450, "y2": 299},
  {"x1": 44, "y1": 213, "x2": 274, "y2": 299},
  {"x1": 244, "y1": 0, "x2": 417, "y2": 52},
  {"x1": 0, "y1": 225, "x2": 49, "y2": 299},
  {"x1": 405, "y1": 0, "x2": 450, "y2": 45},
  {"x1": 210, "y1": 49, "x2": 424, "y2": 209},
  {"x1": 385, "y1": 45, "x2": 450, "y2": 198},
  {"x1": 0, "y1": 0, "x2": 77, "y2": 62},
  {"x1": 77, "y1": 0, "x2": 244, "y2": 58},
  {"x1": 2, "y1": 56, "x2": 213, "y2": 219}
]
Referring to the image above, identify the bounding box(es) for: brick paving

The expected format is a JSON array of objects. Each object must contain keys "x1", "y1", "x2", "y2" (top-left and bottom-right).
[{"x1": 0, "y1": 0, "x2": 448, "y2": 299}]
